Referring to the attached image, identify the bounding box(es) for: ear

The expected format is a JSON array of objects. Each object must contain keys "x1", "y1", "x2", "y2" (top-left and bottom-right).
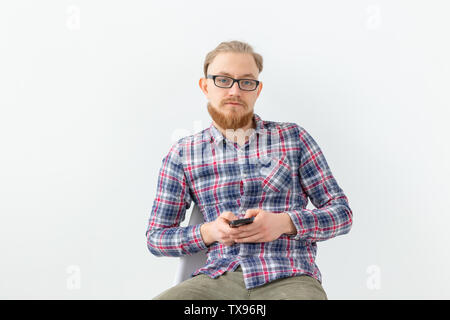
[
  {"x1": 256, "y1": 81, "x2": 263, "y2": 98},
  {"x1": 199, "y1": 78, "x2": 208, "y2": 95}
]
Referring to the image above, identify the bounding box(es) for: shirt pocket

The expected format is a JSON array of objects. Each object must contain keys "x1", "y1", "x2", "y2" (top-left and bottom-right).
[{"x1": 259, "y1": 155, "x2": 293, "y2": 193}]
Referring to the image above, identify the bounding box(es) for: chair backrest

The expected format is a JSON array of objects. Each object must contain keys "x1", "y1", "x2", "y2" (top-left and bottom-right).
[{"x1": 173, "y1": 204, "x2": 208, "y2": 285}]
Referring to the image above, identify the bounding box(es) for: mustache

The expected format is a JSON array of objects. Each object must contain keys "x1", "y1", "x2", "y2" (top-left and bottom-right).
[{"x1": 222, "y1": 100, "x2": 246, "y2": 106}]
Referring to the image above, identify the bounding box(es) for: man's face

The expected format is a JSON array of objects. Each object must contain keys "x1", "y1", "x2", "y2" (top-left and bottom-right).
[{"x1": 199, "y1": 52, "x2": 263, "y2": 131}]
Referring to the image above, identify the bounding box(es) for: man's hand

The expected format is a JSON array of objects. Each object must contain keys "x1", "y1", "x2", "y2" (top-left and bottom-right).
[
  {"x1": 200, "y1": 211, "x2": 238, "y2": 246},
  {"x1": 229, "y1": 209, "x2": 297, "y2": 243}
]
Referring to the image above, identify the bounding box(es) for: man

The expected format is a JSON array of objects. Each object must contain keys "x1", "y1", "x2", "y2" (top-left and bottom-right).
[{"x1": 146, "y1": 40, "x2": 353, "y2": 300}]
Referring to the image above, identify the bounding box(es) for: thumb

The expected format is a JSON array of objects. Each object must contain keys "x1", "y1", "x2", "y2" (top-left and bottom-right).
[
  {"x1": 220, "y1": 211, "x2": 237, "y2": 222},
  {"x1": 244, "y1": 208, "x2": 261, "y2": 218}
]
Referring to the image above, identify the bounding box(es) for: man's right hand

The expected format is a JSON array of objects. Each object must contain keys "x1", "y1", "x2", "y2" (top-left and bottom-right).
[{"x1": 200, "y1": 211, "x2": 238, "y2": 247}]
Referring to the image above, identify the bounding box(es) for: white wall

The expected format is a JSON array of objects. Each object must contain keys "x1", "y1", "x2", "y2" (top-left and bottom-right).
[{"x1": 0, "y1": 0, "x2": 449, "y2": 299}]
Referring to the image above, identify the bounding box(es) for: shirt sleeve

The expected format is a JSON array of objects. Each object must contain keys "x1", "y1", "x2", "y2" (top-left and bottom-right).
[
  {"x1": 145, "y1": 141, "x2": 208, "y2": 257},
  {"x1": 285, "y1": 126, "x2": 353, "y2": 242}
]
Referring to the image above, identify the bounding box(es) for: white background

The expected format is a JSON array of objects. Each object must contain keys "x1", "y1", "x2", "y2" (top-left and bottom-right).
[{"x1": 0, "y1": 0, "x2": 449, "y2": 299}]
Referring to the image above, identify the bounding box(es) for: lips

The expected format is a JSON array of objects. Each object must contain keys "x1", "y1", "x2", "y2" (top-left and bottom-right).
[{"x1": 226, "y1": 102, "x2": 242, "y2": 106}]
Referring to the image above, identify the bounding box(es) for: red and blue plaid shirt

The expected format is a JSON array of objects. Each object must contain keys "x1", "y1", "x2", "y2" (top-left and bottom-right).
[{"x1": 146, "y1": 113, "x2": 353, "y2": 289}]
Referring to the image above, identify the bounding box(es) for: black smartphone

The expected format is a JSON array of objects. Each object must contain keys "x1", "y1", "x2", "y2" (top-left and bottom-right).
[{"x1": 229, "y1": 217, "x2": 254, "y2": 228}]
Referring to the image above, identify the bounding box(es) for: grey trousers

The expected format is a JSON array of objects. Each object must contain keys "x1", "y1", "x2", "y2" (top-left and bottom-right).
[{"x1": 153, "y1": 266, "x2": 328, "y2": 300}]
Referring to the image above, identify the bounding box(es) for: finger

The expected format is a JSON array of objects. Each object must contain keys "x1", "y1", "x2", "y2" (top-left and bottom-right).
[
  {"x1": 228, "y1": 221, "x2": 252, "y2": 235},
  {"x1": 220, "y1": 211, "x2": 237, "y2": 222},
  {"x1": 235, "y1": 234, "x2": 264, "y2": 243},
  {"x1": 223, "y1": 237, "x2": 236, "y2": 246},
  {"x1": 231, "y1": 222, "x2": 258, "y2": 234},
  {"x1": 244, "y1": 208, "x2": 261, "y2": 218},
  {"x1": 228, "y1": 228, "x2": 240, "y2": 237},
  {"x1": 232, "y1": 229, "x2": 259, "y2": 240}
]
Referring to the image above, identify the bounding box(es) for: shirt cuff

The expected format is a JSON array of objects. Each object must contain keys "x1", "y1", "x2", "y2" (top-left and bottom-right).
[
  {"x1": 285, "y1": 210, "x2": 308, "y2": 241},
  {"x1": 183, "y1": 223, "x2": 208, "y2": 253}
]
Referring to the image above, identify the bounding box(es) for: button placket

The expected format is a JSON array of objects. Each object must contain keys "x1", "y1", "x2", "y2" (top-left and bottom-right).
[
  {"x1": 237, "y1": 208, "x2": 246, "y2": 218},
  {"x1": 238, "y1": 149, "x2": 246, "y2": 195}
]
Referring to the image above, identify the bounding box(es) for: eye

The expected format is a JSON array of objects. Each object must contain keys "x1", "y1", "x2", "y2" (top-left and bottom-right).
[{"x1": 215, "y1": 76, "x2": 232, "y2": 86}]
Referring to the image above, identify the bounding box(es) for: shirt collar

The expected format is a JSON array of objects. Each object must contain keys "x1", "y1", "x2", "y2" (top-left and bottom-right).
[{"x1": 208, "y1": 113, "x2": 266, "y2": 146}]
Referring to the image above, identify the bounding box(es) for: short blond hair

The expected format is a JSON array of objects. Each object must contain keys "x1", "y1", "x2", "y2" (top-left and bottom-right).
[{"x1": 203, "y1": 40, "x2": 263, "y2": 77}]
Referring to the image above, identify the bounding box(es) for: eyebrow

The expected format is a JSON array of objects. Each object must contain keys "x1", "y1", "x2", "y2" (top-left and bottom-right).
[{"x1": 216, "y1": 71, "x2": 257, "y2": 79}]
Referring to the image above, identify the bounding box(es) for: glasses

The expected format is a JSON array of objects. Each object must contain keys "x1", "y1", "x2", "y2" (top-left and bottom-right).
[{"x1": 207, "y1": 74, "x2": 260, "y2": 91}]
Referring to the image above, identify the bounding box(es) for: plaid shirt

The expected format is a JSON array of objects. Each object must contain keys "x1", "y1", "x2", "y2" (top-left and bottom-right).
[{"x1": 146, "y1": 113, "x2": 353, "y2": 289}]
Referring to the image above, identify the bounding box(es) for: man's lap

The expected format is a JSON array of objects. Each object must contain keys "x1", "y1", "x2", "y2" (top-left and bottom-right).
[{"x1": 152, "y1": 266, "x2": 327, "y2": 300}]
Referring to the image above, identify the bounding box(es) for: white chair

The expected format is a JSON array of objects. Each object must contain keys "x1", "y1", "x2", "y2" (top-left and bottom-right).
[{"x1": 173, "y1": 204, "x2": 208, "y2": 286}]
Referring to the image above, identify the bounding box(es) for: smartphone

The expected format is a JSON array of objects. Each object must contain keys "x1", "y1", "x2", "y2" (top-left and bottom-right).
[{"x1": 229, "y1": 217, "x2": 254, "y2": 228}]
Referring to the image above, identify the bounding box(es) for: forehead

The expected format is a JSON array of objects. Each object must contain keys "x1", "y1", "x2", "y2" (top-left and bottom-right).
[{"x1": 208, "y1": 52, "x2": 259, "y2": 78}]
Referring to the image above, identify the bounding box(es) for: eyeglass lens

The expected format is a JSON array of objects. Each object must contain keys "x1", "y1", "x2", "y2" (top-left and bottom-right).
[{"x1": 215, "y1": 76, "x2": 257, "y2": 91}]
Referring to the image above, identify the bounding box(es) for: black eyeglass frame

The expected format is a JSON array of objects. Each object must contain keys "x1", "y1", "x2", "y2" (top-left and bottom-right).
[{"x1": 206, "y1": 74, "x2": 260, "y2": 91}]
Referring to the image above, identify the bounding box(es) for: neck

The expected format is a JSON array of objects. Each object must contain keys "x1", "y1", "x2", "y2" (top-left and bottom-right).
[{"x1": 214, "y1": 117, "x2": 256, "y2": 146}]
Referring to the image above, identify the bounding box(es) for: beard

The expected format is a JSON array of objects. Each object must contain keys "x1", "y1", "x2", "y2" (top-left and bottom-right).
[{"x1": 207, "y1": 100, "x2": 254, "y2": 131}]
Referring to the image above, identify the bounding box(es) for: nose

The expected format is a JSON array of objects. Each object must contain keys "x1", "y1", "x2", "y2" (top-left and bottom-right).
[{"x1": 228, "y1": 81, "x2": 241, "y2": 95}]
